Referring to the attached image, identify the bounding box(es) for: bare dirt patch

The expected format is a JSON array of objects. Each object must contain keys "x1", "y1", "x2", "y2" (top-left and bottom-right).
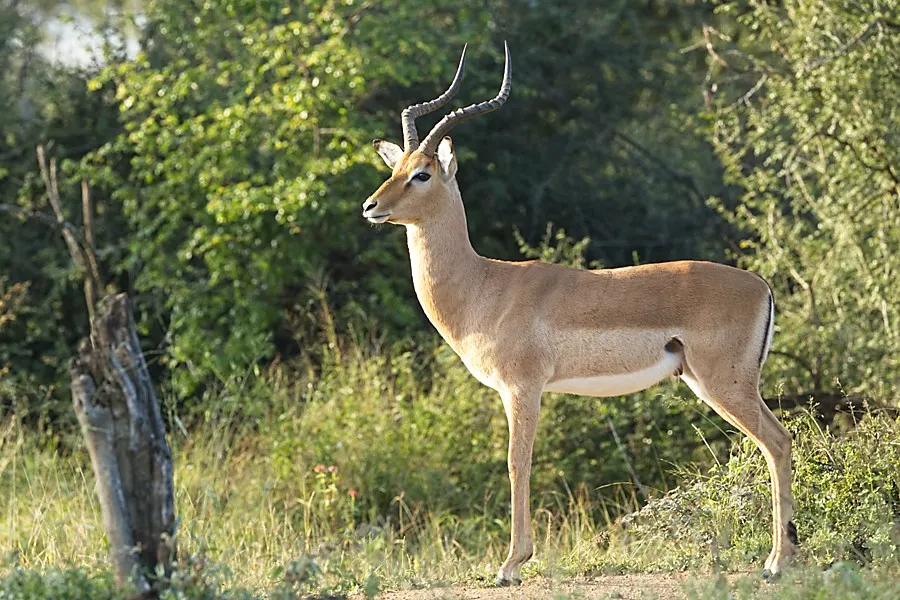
[{"x1": 370, "y1": 572, "x2": 719, "y2": 600}]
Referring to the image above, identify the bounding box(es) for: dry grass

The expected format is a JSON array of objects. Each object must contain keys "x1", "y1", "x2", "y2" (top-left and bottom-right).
[{"x1": 1, "y1": 416, "x2": 614, "y2": 594}]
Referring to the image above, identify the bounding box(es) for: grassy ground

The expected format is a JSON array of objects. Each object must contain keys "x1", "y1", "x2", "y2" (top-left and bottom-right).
[
  {"x1": 3, "y1": 407, "x2": 898, "y2": 598},
  {"x1": 2, "y1": 345, "x2": 898, "y2": 598}
]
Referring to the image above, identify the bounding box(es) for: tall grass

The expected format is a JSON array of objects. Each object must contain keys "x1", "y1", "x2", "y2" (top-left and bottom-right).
[
  {"x1": 2, "y1": 338, "x2": 628, "y2": 594},
  {"x1": 2, "y1": 335, "x2": 899, "y2": 597}
]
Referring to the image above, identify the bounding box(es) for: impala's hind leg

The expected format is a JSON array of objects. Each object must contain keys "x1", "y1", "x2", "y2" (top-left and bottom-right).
[
  {"x1": 756, "y1": 400, "x2": 796, "y2": 576},
  {"x1": 681, "y1": 373, "x2": 794, "y2": 578}
]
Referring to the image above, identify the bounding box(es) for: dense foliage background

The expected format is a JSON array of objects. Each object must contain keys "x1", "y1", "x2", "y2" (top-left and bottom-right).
[
  {"x1": 2, "y1": 0, "x2": 734, "y2": 407},
  {"x1": 1, "y1": 2, "x2": 898, "y2": 590}
]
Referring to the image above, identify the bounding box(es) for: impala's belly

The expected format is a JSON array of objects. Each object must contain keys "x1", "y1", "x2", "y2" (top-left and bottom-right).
[{"x1": 543, "y1": 350, "x2": 680, "y2": 398}]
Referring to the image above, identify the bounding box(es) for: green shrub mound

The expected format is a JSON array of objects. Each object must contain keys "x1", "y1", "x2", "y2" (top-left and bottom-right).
[
  {"x1": 608, "y1": 412, "x2": 900, "y2": 572},
  {"x1": 0, "y1": 567, "x2": 117, "y2": 600}
]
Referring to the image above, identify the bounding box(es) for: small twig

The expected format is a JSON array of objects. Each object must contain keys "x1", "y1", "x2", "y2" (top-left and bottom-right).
[
  {"x1": 768, "y1": 349, "x2": 819, "y2": 390},
  {"x1": 802, "y1": 20, "x2": 881, "y2": 72},
  {"x1": 608, "y1": 416, "x2": 649, "y2": 502},
  {"x1": 0, "y1": 204, "x2": 90, "y2": 249},
  {"x1": 82, "y1": 179, "x2": 96, "y2": 251},
  {"x1": 730, "y1": 73, "x2": 767, "y2": 108},
  {"x1": 702, "y1": 25, "x2": 731, "y2": 68}
]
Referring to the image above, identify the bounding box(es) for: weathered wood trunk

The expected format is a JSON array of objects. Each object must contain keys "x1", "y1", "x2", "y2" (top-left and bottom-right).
[{"x1": 70, "y1": 293, "x2": 175, "y2": 598}]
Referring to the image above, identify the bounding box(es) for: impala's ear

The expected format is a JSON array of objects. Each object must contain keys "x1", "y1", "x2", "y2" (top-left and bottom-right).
[
  {"x1": 436, "y1": 137, "x2": 457, "y2": 180},
  {"x1": 373, "y1": 139, "x2": 403, "y2": 168}
]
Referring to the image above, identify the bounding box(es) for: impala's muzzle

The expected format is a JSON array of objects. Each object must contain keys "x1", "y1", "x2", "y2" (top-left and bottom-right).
[{"x1": 362, "y1": 198, "x2": 390, "y2": 224}]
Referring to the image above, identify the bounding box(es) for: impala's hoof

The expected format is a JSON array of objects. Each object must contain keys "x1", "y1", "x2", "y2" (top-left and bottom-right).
[
  {"x1": 494, "y1": 576, "x2": 522, "y2": 587},
  {"x1": 762, "y1": 568, "x2": 780, "y2": 582}
]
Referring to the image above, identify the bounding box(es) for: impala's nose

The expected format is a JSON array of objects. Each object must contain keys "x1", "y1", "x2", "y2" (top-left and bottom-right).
[{"x1": 362, "y1": 198, "x2": 377, "y2": 215}]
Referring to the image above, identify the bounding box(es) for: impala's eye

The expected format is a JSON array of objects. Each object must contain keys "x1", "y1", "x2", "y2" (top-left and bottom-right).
[{"x1": 412, "y1": 172, "x2": 431, "y2": 182}]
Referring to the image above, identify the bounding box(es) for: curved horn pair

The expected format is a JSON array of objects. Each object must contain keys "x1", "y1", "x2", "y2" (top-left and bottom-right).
[{"x1": 400, "y1": 42, "x2": 511, "y2": 157}]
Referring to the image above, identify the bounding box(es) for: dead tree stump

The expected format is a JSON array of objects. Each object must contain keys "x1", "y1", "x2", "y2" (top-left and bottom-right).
[
  {"x1": 3, "y1": 149, "x2": 177, "y2": 597},
  {"x1": 70, "y1": 293, "x2": 175, "y2": 597}
]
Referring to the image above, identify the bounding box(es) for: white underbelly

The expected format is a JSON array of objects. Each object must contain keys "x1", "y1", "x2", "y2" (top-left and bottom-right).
[{"x1": 543, "y1": 351, "x2": 681, "y2": 398}]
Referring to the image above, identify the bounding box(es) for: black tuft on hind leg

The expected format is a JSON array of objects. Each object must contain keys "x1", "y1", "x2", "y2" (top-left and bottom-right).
[{"x1": 787, "y1": 520, "x2": 799, "y2": 545}]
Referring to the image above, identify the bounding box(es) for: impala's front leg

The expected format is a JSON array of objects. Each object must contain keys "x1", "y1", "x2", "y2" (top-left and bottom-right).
[{"x1": 496, "y1": 387, "x2": 541, "y2": 586}]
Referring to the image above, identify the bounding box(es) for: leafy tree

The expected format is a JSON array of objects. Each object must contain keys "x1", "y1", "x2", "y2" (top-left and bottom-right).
[
  {"x1": 705, "y1": 0, "x2": 900, "y2": 403},
  {"x1": 0, "y1": 0, "x2": 123, "y2": 421},
  {"x1": 81, "y1": 0, "x2": 728, "y2": 399}
]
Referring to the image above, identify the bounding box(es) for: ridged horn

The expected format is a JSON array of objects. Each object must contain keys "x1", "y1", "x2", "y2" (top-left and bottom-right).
[
  {"x1": 401, "y1": 44, "x2": 467, "y2": 152},
  {"x1": 419, "y1": 41, "x2": 511, "y2": 157}
]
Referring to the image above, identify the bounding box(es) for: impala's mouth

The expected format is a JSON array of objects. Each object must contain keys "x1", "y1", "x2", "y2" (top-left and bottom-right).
[{"x1": 364, "y1": 213, "x2": 391, "y2": 224}]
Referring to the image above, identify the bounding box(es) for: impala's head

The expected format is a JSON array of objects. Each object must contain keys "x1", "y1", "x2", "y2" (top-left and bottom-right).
[{"x1": 362, "y1": 43, "x2": 511, "y2": 226}]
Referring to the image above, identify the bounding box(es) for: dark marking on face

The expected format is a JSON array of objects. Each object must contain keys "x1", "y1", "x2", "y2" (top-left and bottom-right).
[{"x1": 787, "y1": 520, "x2": 799, "y2": 545}]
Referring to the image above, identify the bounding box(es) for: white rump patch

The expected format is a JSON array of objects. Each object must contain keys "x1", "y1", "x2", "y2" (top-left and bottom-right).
[{"x1": 544, "y1": 351, "x2": 681, "y2": 398}]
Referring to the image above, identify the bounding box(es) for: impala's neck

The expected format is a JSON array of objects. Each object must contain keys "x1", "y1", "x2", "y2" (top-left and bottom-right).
[{"x1": 405, "y1": 183, "x2": 481, "y2": 341}]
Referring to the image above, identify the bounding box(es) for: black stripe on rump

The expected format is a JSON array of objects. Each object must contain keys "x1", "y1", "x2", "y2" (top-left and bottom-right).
[{"x1": 758, "y1": 292, "x2": 773, "y2": 367}]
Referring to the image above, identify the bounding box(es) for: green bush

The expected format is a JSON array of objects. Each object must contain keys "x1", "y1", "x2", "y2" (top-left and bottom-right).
[
  {"x1": 606, "y1": 411, "x2": 900, "y2": 571},
  {"x1": 1, "y1": 0, "x2": 726, "y2": 413},
  {"x1": 0, "y1": 565, "x2": 118, "y2": 600},
  {"x1": 685, "y1": 563, "x2": 900, "y2": 600},
  {"x1": 249, "y1": 331, "x2": 743, "y2": 532},
  {"x1": 706, "y1": 0, "x2": 900, "y2": 400}
]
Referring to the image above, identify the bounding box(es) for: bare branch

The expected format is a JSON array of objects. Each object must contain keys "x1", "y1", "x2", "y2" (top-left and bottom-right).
[
  {"x1": 0, "y1": 203, "x2": 90, "y2": 249},
  {"x1": 33, "y1": 145, "x2": 104, "y2": 320},
  {"x1": 823, "y1": 131, "x2": 898, "y2": 184},
  {"x1": 763, "y1": 392, "x2": 899, "y2": 423},
  {"x1": 80, "y1": 179, "x2": 105, "y2": 308},
  {"x1": 608, "y1": 416, "x2": 649, "y2": 502},
  {"x1": 702, "y1": 25, "x2": 731, "y2": 68},
  {"x1": 730, "y1": 73, "x2": 767, "y2": 109},
  {"x1": 802, "y1": 20, "x2": 882, "y2": 73},
  {"x1": 82, "y1": 179, "x2": 96, "y2": 250},
  {"x1": 768, "y1": 349, "x2": 818, "y2": 389}
]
